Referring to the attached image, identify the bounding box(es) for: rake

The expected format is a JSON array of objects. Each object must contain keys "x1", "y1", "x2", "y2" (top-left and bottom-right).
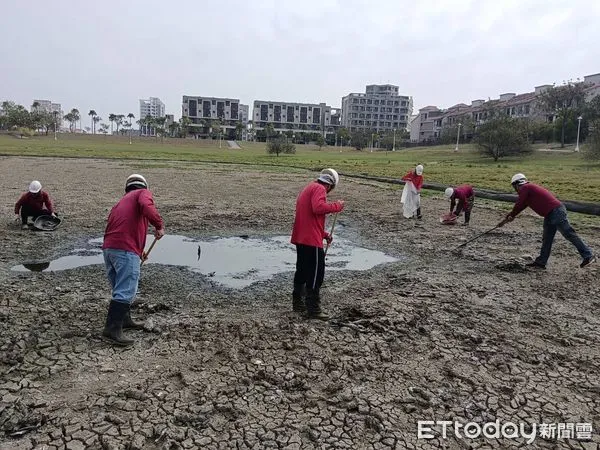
[{"x1": 324, "y1": 213, "x2": 339, "y2": 258}]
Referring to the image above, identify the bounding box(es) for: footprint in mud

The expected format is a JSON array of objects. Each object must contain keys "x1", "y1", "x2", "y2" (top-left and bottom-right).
[{"x1": 495, "y1": 262, "x2": 528, "y2": 273}]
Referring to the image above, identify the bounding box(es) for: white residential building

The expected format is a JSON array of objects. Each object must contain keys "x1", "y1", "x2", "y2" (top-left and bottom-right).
[
  {"x1": 181, "y1": 96, "x2": 248, "y2": 138},
  {"x1": 252, "y1": 100, "x2": 333, "y2": 135},
  {"x1": 341, "y1": 84, "x2": 413, "y2": 133},
  {"x1": 139, "y1": 97, "x2": 165, "y2": 136}
]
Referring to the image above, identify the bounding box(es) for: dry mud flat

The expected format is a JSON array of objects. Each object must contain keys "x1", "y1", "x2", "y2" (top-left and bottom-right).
[{"x1": 0, "y1": 156, "x2": 599, "y2": 450}]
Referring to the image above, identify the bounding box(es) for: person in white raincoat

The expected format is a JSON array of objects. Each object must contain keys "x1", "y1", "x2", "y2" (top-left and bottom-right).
[{"x1": 401, "y1": 165, "x2": 423, "y2": 219}]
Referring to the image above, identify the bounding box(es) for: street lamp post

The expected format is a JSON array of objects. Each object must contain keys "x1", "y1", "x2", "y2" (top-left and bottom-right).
[
  {"x1": 392, "y1": 128, "x2": 396, "y2": 151},
  {"x1": 575, "y1": 116, "x2": 583, "y2": 152},
  {"x1": 53, "y1": 111, "x2": 58, "y2": 141},
  {"x1": 454, "y1": 123, "x2": 462, "y2": 152}
]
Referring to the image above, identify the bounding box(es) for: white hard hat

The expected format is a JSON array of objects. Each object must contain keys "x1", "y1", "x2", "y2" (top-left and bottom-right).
[
  {"x1": 444, "y1": 187, "x2": 454, "y2": 199},
  {"x1": 29, "y1": 180, "x2": 42, "y2": 193},
  {"x1": 318, "y1": 168, "x2": 339, "y2": 187},
  {"x1": 125, "y1": 173, "x2": 148, "y2": 191},
  {"x1": 415, "y1": 165, "x2": 423, "y2": 176},
  {"x1": 511, "y1": 173, "x2": 527, "y2": 185}
]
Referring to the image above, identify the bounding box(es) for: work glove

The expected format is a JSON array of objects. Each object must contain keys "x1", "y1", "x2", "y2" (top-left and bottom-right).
[
  {"x1": 498, "y1": 215, "x2": 513, "y2": 228},
  {"x1": 51, "y1": 212, "x2": 57, "y2": 218},
  {"x1": 154, "y1": 227, "x2": 165, "y2": 240},
  {"x1": 324, "y1": 233, "x2": 333, "y2": 245}
]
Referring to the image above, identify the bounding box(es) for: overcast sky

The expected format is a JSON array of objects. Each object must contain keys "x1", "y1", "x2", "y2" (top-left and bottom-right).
[{"x1": 1, "y1": 0, "x2": 599, "y2": 123}]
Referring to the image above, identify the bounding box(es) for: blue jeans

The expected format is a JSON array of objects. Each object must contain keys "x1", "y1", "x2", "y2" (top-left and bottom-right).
[
  {"x1": 536, "y1": 205, "x2": 593, "y2": 265},
  {"x1": 103, "y1": 249, "x2": 141, "y2": 304}
]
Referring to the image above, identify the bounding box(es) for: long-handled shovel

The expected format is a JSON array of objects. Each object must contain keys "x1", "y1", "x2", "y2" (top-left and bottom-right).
[
  {"x1": 324, "y1": 213, "x2": 339, "y2": 258},
  {"x1": 141, "y1": 238, "x2": 158, "y2": 266},
  {"x1": 453, "y1": 224, "x2": 501, "y2": 252}
]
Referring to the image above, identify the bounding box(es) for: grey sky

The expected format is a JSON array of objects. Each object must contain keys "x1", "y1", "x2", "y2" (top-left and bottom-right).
[{"x1": 1, "y1": 0, "x2": 599, "y2": 123}]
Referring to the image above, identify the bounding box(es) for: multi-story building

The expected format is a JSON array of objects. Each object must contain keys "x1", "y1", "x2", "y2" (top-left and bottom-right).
[
  {"x1": 409, "y1": 106, "x2": 444, "y2": 143},
  {"x1": 252, "y1": 100, "x2": 334, "y2": 137},
  {"x1": 181, "y1": 96, "x2": 248, "y2": 138},
  {"x1": 31, "y1": 99, "x2": 63, "y2": 128},
  {"x1": 410, "y1": 72, "x2": 600, "y2": 143},
  {"x1": 341, "y1": 84, "x2": 413, "y2": 133},
  {"x1": 139, "y1": 97, "x2": 165, "y2": 136}
]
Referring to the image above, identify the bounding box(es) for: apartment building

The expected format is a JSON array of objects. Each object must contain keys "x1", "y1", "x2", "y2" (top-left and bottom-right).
[
  {"x1": 341, "y1": 84, "x2": 413, "y2": 133},
  {"x1": 139, "y1": 97, "x2": 165, "y2": 136},
  {"x1": 181, "y1": 96, "x2": 248, "y2": 138},
  {"x1": 252, "y1": 100, "x2": 334, "y2": 136},
  {"x1": 410, "y1": 72, "x2": 600, "y2": 143},
  {"x1": 409, "y1": 106, "x2": 444, "y2": 143}
]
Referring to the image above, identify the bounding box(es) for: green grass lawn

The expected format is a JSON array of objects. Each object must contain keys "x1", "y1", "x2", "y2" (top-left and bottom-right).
[{"x1": 1, "y1": 134, "x2": 599, "y2": 202}]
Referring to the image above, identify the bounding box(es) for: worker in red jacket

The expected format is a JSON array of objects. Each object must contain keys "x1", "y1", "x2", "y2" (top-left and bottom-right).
[
  {"x1": 101, "y1": 174, "x2": 165, "y2": 346},
  {"x1": 499, "y1": 173, "x2": 595, "y2": 269},
  {"x1": 444, "y1": 184, "x2": 475, "y2": 225},
  {"x1": 401, "y1": 164, "x2": 423, "y2": 218},
  {"x1": 14, "y1": 180, "x2": 56, "y2": 229},
  {"x1": 291, "y1": 168, "x2": 344, "y2": 320}
]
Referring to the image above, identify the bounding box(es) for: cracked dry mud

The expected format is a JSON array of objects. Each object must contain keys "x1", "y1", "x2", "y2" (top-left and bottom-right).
[{"x1": 0, "y1": 156, "x2": 599, "y2": 450}]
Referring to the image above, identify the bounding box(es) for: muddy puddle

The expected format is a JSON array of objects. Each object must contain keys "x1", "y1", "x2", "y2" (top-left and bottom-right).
[{"x1": 12, "y1": 234, "x2": 400, "y2": 288}]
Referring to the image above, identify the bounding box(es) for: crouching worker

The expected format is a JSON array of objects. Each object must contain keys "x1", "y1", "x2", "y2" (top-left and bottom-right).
[
  {"x1": 444, "y1": 184, "x2": 474, "y2": 225},
  {"x1": 101, "y1": 174, "x2": 165, "y2": 346},
  {"x1": 14, "y1": 180, "x2": 56, "y2": 229},
  {"x1": 291, "y1": 168, "x2": 345, "y2": 320},
  {"x1": 498, "y1": 173, "x2": 595, "y2": 269}
]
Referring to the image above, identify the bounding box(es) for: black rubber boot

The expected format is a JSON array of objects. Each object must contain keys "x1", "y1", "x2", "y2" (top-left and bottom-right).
[
  {"x1": 102, "y1": 301, "x2": 134, "y2": 346},
  {"x1": 416, "y1": 207, "x2": 422, "y2": 219},
  {"x1": 305, "y1": 289, "x2": 329, "y2": 321},
  {"x1": 292, "y1": 283, "x2": 306, "y2": 313},
  {"x1": 123, "y1": 304, "x2": 145, "y2": 330}
]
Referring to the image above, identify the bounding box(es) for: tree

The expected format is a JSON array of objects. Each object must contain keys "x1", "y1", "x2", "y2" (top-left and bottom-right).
[
  {"x1": 64, "y1": 112, "x2": 75, "y2": 132},
  {"x1": 168, "y1": 121, "x2": 179, "y2": 137},
  {"x1": 108, "y1": 113, "x2": 116, "y2": 134},
  {"x1": 584, "y1": 119, "x2": 600, "y2": 160},
  {"x1": 93, "y1": 115, "x2": 102, "y2": 133},
  {"x1": 264, "y1": 123, "x2": 275, "y2": 142},
  {"x1": 538, "y1": 81, "x2": 588, "y2": 148},
  {"x1": 267, "y1": 136, "x2": 295, "y2": 156},
  {"x1": 474, "y1": 116, "x2": 532, "y2": 161},
  {"x1": 350, "y1": 131, "x2": 369, "y2": 150},
  {"x1": 99, "y1": 123, "x2": 109, "y2": 136},
  {"x1": 235, "y1": 122, "x2": 245, "y2": 140},
  {"x1": 88, "y1": 110, "x2": 97, "y2": 134},
  {"x1": 316, "y1": 134, "x2": 325, "y2": 150},
  {"x1": 70, "y1": 108, "x2": 80, "y2": 132},
  {"x1": 154, "y1": 117, "x2": 167, "y2": 141},
  {"x1": 210, "y1": 119, "x2": 223, "y2": 139},
  {"x1": 179, "y1": 116, "x2": 191, "y2": 138},
  {"x1": 338, "y1": 127, "x2": 350, "y2": 146}
]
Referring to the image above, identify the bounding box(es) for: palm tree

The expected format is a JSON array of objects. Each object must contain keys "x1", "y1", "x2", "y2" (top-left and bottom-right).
[
  {"x1": 63, "y1": 112, "x2": 74, "y2": 132},
  {"x1": 154, "y1": 117, "x2": 167, "y2": 142},
  {"x1": 108, "y1": 114, "x2": 116, "y2": 134},
  {"x1": 116, "y1": 114, "x2": 125, "y2": 133},
  {"x1": 71, "y1": 109, "x2": 80, "y2": 132},
  {"x1": 93, "y1": 115, "x2": 101, "y2": 132},
  {"x1": 88, "y1": 110, "x2": 97, "y2": 134}
]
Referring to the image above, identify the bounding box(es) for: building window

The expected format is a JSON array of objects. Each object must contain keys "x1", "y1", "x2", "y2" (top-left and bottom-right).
[
  {"x1": 260, "y1": 104, "x2": 268, "y2": 121},
  {"x1": 203, "y1": 101, "x2": 211, "y2": 118},
  {"x1": 231, "y1": 103, "x2": 238, "y2": 120},
  {"x1": 212, "y1": 100, "x2": 216, "y2": 105},
  {"x1": 287, "y1": 106, "x2": 294, "y2": 123},
  {"x1": 226, "y1": 101, "x2": 230, "y2": 106},
  {"x1": 188, "y1": 99, "x2": 197, "y2": 117},
  {"x1": 300, "y1": 107, "x2": 308, "y2": 123},
  {"x1": 274, "y1": 105, "x2": 281, "y2": 122}
]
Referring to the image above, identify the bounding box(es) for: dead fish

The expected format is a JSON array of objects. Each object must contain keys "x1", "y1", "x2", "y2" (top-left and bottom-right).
[{"x1": 197, "y1": 244, "x2": 201, "y2": 261}]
